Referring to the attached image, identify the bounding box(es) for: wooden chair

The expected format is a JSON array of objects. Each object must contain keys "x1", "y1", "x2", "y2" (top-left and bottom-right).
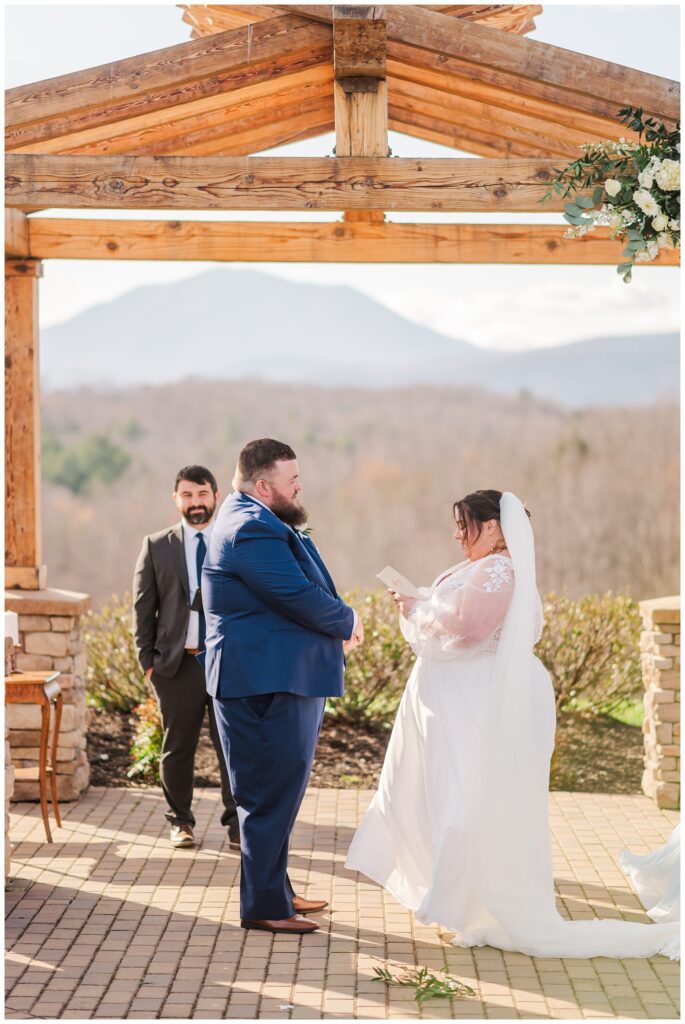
[{"x1": 5, "y1": 671, "x2": 63, "y2": 843}]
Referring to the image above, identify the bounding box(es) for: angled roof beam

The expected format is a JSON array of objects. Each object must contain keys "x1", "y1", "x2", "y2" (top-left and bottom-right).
[
  {"x1": 283, "y1": 5, "x2": 679, "y2": 121},
  {"x1": 6, "y1": 14, "x2": 332, "y2": 149}
]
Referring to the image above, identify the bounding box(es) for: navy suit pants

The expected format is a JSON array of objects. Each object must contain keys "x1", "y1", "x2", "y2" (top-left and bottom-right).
[{"x1": 212, "y1": 691, "x2": 325, "y2": 921}]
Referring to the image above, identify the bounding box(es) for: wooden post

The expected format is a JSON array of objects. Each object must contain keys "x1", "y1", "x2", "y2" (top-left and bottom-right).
[
  {"x1": 334, "y1": 6, "x2": 388, "y2": 225},
  {"x1": 5, "y1": 259, "x2": 46, "y2": 591}
]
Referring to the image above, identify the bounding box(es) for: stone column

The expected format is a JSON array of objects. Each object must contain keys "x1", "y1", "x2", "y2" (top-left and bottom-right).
[
  {"x1": 5, "y1": 588, "x2": 91, "y2": 801},
  {"x1": 640, "y1": 595, "x2": 680, "y2": 810}
]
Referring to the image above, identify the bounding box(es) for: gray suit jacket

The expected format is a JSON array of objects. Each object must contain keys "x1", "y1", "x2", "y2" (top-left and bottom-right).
[{"x1": 132, "y1": 523, "x2": 192, "y2": 679}]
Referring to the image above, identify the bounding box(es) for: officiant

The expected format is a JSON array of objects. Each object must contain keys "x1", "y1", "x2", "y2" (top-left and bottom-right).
[{"x1": 132, "y1": 465, "x2": 239, "y2": 850}]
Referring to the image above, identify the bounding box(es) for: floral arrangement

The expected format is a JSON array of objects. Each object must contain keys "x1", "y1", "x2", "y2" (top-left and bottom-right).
[{"x1": 543, "y1": 107, "x2": 680, "y2": 282}]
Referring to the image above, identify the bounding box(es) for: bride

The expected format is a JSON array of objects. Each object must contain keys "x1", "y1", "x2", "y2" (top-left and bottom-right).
[{"x1": 346, "y1": 490, "x2": 679, "y2": 959}]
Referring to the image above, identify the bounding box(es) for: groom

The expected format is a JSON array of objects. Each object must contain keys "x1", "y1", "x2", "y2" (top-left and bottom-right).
[{"x1": 202, "y1": 439, "x2": 363, "y2": 934}]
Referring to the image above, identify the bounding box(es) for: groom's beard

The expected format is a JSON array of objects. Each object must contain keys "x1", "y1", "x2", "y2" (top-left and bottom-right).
[
  {"x1": 184, "y1": 503, "x2": 215, "y2": 526},
  {"x1": 270, "y1": 496, "x2": 308, "y2": 529}
]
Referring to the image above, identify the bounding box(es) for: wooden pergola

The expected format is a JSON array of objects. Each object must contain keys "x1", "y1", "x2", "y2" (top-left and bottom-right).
[{"x1": 5, "y1": 4, "x2": 680, "y2": 592}]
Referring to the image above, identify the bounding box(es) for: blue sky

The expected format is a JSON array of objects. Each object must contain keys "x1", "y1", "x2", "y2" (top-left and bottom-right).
[{"x1": 5, "y1": 2, "x2": 681, "y2": 350}]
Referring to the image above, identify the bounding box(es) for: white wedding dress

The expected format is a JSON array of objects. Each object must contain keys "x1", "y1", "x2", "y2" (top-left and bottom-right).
[{"x1": 346, "y1": 494, "x2": 680, "y2": 959}]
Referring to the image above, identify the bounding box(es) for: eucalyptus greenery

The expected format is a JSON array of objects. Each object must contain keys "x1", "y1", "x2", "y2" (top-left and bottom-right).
[
  {"x1": 542, "y1": 107, "x2": 680, "y2": 282},
  {"x1": 372, "y1": 964, "x2": 475, "y2": 1003}
]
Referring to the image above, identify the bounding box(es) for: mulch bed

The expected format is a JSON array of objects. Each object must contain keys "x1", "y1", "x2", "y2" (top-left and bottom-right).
[{"x1": 87, "y1": 705, "x2": 644, "y2": 794}]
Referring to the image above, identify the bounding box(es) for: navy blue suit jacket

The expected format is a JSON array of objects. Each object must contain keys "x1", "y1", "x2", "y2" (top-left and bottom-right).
[{"x1": 201, "y1": 492, "x2": 354, "y2": 699}]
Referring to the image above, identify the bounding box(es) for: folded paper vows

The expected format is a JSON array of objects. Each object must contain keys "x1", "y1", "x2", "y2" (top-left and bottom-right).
[{"x1": 376, "y1": 565, "x2": 419, "y2": 598}]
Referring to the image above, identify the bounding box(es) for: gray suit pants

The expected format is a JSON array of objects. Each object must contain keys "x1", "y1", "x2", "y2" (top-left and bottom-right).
[{"x1": 151, "y1": 654, "x2": 237, "y2": 833}]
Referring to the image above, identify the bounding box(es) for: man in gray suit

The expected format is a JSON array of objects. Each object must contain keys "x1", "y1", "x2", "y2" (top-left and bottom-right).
[{"x1": 133, "y1": 465, "x2": 238, "y2": 849}]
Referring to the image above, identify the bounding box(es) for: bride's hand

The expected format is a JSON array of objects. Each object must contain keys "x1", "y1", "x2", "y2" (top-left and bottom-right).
[{"x1": 389, "y1": 590, "x2": 418, "y2": 617}]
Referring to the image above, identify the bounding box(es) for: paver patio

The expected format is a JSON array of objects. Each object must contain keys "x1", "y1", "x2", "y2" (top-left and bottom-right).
[{"x1": 5, "y1": 787, "x2": 680, "y2": 1020}]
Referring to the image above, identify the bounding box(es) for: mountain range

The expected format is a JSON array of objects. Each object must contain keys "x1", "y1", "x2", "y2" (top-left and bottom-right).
[{"x1": 41, "y1": 268, "x2": 678, "y2": 406}]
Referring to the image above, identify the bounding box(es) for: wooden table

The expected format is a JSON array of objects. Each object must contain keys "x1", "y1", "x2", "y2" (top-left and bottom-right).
[{"x1": 5, "y1": 671, "x2": 62, "y2": 842}]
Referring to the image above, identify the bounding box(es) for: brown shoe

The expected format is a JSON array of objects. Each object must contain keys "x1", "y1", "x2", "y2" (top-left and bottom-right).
[
  {"x1": 170, "y1": 824, "x2": 196, "y2": 848},
  {"x1": 241, "y1": 914, "x2": 319, "y2": 934},
  {"x1": 292, "y1": 895, "x2": 329, "y2": 915}
]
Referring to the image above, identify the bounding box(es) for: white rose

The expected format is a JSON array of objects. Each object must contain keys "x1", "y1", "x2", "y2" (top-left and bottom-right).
[
  {"x1": 633, "y1": 189, "x2": 660, "y2": 217},
  {"x1": 652, "y1": 214, "x2": 668, "y2": 231},
  {"x1": 604, "y1": 178, "x2": 622, "y2": 197},
  {"x1": 654, "y1": 159, "x2": 680, "y2": 191},
  {"x1": 638, "y1": 169, "x2": 654, "y2": 188}
]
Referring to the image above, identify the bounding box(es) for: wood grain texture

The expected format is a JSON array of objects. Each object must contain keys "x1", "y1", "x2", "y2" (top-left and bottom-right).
[
  {"x1": 333, "y1": 6, "x2": 387, "y2": 80},
  {"x1": 284, "y1": 4, "x2": 679, "y2": 120},
  {"x1": 5, "y1": 212, "x2": 30, "y2": 257},
  {"x1": 5, "y1": 566, "x2": 48, "y2": 591},
  {"x1": 6, "y1": 16, "x2": 332, "y2": 148},
  {"x1": 9, "y1": 65, "x2": 334, "y2": 156},
  {"x1": 5, "y1": 265, "x2": 42, "y2": 571},
  {"x1": 25, "y1": 218, "x2": 679, "y2": 266},
  {"x1": 6, "y1": 155, "x2": 569, "y2": 212}
]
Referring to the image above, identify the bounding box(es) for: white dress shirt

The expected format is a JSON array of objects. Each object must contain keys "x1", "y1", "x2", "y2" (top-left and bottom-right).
[
  {"x1": 183, "y1": 521, "x2": 214, "y2": 649},
  {"x1": 236, "y1": 491, "x2": 358, "y2": 638}
]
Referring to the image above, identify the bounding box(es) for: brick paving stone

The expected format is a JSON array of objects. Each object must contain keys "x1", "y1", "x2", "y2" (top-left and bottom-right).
[{"x1": 6, "y1": 787, "x2": 680, "y2": 1019}]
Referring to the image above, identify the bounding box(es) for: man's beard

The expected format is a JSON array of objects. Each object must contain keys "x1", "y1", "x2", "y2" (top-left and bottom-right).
[
  {"x1": 270, "y1": 495, "x2": 308, "y2": 529},
  {"x1": 184, "y1": 504, "x2": 215, "y2": 526}
]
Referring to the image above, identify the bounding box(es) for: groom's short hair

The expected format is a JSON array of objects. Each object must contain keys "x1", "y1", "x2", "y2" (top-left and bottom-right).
[
  {"x1": 174, "y1": 465, "x2": 218, "y2": 493},
  {"x1": 236, "y1": 439, "x2": 297, "y2": 485}
]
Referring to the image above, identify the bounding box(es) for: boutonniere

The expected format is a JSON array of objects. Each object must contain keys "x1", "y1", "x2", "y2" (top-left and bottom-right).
[{"x1": 297, "y1": 525, "x2": 313, "y2": 539}]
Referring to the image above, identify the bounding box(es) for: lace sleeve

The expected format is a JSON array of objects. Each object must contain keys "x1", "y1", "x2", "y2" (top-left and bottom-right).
[{"x1": 400, "y1": 556, "x2": 515, "y2": 659}]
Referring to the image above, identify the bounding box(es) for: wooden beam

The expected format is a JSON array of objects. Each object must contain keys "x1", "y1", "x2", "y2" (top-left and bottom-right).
[
  {"x1": 284, "y1": 5, "x2": 679, "y2": 121},
  {"x1": 387, "y1": 54, "x2": 638, "y2": 145},
  {"x1": 5, "y1": 211, "x2": 30, "y2": 257},
  {"x1": 5, "y1": 259, "x2": 43, "y2": 585},
  {"x1": 334, "y1": 4, "x2": 388, "y2": 209},
  {"x1": 6, "y1": 15, "x2": 332, "y2": 149},
  {"x1": 9, "y1": 65, "x2": 334, "y2": 156},
  {"x1": 6, "y1": 155, "x2": 570, "y2": 212},
  {"x1": 388, "y1": 80, "x2": 588, "y2": 158},
  {"x1": 333, "y1": 6, "x2": 386, "y2": 80},
  {"x1": 5, "y1": 566, "x2": 48, "y2": 591},
  {"x1": 24, "y1": 218, "x2": 681, "y2": 266}
]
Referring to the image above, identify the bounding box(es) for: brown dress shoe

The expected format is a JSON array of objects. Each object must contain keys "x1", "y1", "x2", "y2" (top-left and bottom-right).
[
  {"x1": 170, "y1": 824, "x2": 196, "y2": 848},
  {"x1": 292, "y1": 895, "x2": 329, "y2": 915},
  {"x1": 241, "y1": 914, "x2": 319, "y2": 934}
]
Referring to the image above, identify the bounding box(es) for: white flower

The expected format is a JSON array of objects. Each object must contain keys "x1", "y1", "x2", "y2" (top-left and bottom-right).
[
  {"x1": 608, "y1": 213, "x2": 624, "y2": 232},
  {"x1": 633, "y1": 189, "x2": 660, "y2": 216},
  {"x1": 652, "y1": 213, "x2": 669, "y2": 231},
  {"x1": 669, "y1": 218, "x2": 680, "y2": 231},
  {"x1": 654, "y1": 159, "x2": 680, "y2": 191},
  {"x1": 638, "y1": 168, "x2": 654, "y2": 188},
  {"x1": 604, "y1": 178, "x2": 622, "y2": 197},
  {"x1": 657, "y1": 232, "x2": 675, "y2": 250}
]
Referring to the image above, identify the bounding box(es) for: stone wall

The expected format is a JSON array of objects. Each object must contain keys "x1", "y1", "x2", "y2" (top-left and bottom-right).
[
  {"x1": 640, "y1": 595, "x2": 680, "y2": 810},
  {"x1": 5, "y1": 635, "x2": 16, "y2": 878},
  {"x1": 5, "y1": 588, "x2": 91, "y2": 802}
]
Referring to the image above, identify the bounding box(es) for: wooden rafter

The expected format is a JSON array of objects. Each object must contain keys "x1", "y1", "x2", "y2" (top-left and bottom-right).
[
  {"x1": 283, "y1": 5, "x2": 679, "y2": 122},
  {"x1": 180, "y1": 5, "x2": 542, "y2": 37},
  {"x1": 22, "y1": 217, "x2": 680, "y2": 266},
  {"x1": 5, "y1": 15, "x2": 332, "y2": 150},
  {"x1": 6, "y1": 154, "x2": 570, "y2": 212}
]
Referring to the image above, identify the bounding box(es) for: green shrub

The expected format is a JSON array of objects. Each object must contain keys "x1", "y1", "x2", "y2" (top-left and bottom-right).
[
  {"x1": 82, "y1": 588, "x2": 642, "y2": 741},
  {"x1": 83, "y1": 592, "x2": 147, "y2": 712},
  {"x1": 128, "y1": 697, "x2": 162, "y2": 783},
  {"x1": 535, "y1": 592, "x2": 642, "y2": 714},
  {"x1": 331, "y1": 590, "x2": 417, "y2": 729}
]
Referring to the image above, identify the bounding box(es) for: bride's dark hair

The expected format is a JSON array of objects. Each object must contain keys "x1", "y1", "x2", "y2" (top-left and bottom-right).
[{"x1": 454, "y1": 489, "x2": 531, "y2": 543}]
